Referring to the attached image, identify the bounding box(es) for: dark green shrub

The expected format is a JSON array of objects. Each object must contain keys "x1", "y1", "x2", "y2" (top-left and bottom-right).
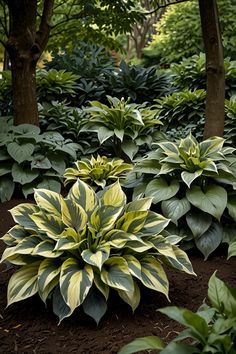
[
  {"x1": 154, "y1": 89, "x2": 206, "y2": 139},
  {"x1": 0, "y1": 70, "x2": 12, "y2": 116}
]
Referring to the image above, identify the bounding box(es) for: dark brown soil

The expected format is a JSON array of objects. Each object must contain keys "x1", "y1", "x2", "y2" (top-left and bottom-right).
[{"x1": 0, "y1": 199, "x2": 236, "y2": 354}]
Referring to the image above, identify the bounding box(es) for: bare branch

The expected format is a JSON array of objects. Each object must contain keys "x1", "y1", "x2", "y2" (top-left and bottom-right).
[{"x1": 147, "y1": 0, "x2": 189, "y2": 15}]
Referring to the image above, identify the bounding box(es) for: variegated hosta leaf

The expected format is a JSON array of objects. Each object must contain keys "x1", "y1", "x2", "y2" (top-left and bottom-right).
[
  {"x1": 34, "y1": 189, "x2": 62, "y2": 217},
  {"x1": 101, "y1": 256, "x2": 134, "y2": 292},
  {"x1": 181, "y1": 170, "x2": 202, "y2": 188},
  {"x1": 1, "y1": 235, "x2": 40, "y2": 262},
  {"x1": 139, "y1": 256, "x2": 169, "y2": 299},
  {"x1": 10, "y1": 203, "x2": 39, "y2": 230},
  {"x1": 93, "y1": 271, "x2": 110, "y2": 300},
  {"x1": 161, "y1": 245, "x2": 195, "y2": 275},
  {"x1": 54, "y1": 235, "x2": 84, "y2": 251},
  {"x1": 30, "y1": 211, "x2": 64, "y2": 239},
  {"x1": 90, "y1": 205, "x2": 123, "y2": 232},
  {"x1": 81, "y1": 245, "x2": 110, "y2": 271},
  {"x1": 125, "y1": 197, "x2": 153, "y2": 212},
  {"x1": 106, "y1": 230, "x2": 148, "y2": 250},
  {"x1": 101, "y1": 180, "x2": 126, "y2": 207},
  {"x1": 116, "y1": 211, "x2": 148, "y2": 234},
  {"x1": 7, "y1": 261, "x2": 41, "y2": 305},
  {"x1": 60, "y1": 258, "x2": 94, "y2": 313},
  {"x1": 117, "y1": 281, "x2": 141, "y2": 312},
  {"x1": 38, "y1": 259, "x2": 61, "y2": 302},
  {"x1": 68, "y1": 179, "x2": 97, "y2": 215},
  {"x1": 52, "y1": 285, "x2": 72, "y2": 323},
  {"x1": 2, "y1": 225, "x2": 27, "y2": 246},
  {"x1": 140, "y1": 211, "x2": 170, "y2": 236},
  {"x1": 32, "y1": 240, "x2": 63, "y2": 258},
  {"x1": 123, "y1": 255, "x2": 142, "y2": 279},
  {"x1": 61, "y1": 198, "x2": 87, "y2": 232}
]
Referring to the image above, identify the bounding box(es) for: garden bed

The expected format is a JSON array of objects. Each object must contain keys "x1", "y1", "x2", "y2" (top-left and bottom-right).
[{"x1": 0, "y1": 199, "x2": 236, "y2": 354}]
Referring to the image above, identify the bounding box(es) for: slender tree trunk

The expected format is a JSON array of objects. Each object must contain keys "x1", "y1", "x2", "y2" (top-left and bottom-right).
[
  {"x1": 4, "y1": 0, "x2": 54, "y2": 126},
  {"x1": 198, "y1": 0, "x2": 225, "y2": 139}
]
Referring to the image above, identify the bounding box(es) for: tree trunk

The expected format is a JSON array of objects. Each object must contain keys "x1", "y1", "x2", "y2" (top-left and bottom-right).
[
  {"x1": 198, "y1": 0, "x2": 225, "y2": 139},
  {"x1": 4, "y1": 0, "x2": 54, "y2": 126}
]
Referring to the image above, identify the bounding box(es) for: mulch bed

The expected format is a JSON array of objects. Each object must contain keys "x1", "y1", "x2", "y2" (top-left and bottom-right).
[{"x1": 0, "y1": 199, "x2": 236, "y2": 354}]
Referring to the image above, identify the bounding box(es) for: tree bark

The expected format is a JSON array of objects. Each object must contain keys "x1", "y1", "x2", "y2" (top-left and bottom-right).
[
  {"x1": 4, "y1": 0, "x2": 54, "y2": 126},
  {"x1": 198, "y1": 0, "x2": 225, "y2": 139}
]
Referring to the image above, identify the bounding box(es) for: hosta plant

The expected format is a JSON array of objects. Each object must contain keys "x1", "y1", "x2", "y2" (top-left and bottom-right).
[
  {"x1": 64, "y1": 155, "x2": 133, "y2": 189},
  {"x1": 134, "y1": 134, "x2": 236, "y2": 259},
  {"x1": 0, "y1": 117, "x2": 79, "y2": 201},
  {"x1": 1, "y1": 180, "x2": 194, "y2": 324},
  {"x1": 118, "y1": 273, "x2": 236, "y2": 354},
  {"x1": 82, "y1": 96, "x2": 162, "y2": 161}
]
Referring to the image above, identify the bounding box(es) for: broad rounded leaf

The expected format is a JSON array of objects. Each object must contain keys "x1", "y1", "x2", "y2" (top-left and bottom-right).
[
  {"x1": 101, "y1": 180, "x2": 126, "y2": 207},
  {"x1": 34, "y1": 189, "x2": 62, "y2": 217},
  {"x1": 81, "y1": 246, "x2": 110, "y2": 271},
  {"x1": 82, "y1": 287, "x2": 107, "y2": 325},
  {"x1": 7, "y1": 142, "x2": 35, "y2": 163},
  {"x1": 145, "y1": 177, "x2": 179, "y2": 204},
  {"x1": 186, "y1": 185, "x2": 227, "y2": 221},
  {"x1": 61, "y1": 198, "x2": 87, "y2": 232},
  {"x1": 186, "y1": 210, "x2": 212, "y2": 238},
  {"x1": 68, "y1": 179, "x2": 97, "y2": 214},
  {"x1": 161, "y1": 197, "x2": 190, "y2": 225},
  {"x1": 0, "y1": 177, "x2": 14, "y2": 202},
  {"x1": 12, "y1": 163, "x2": 39, "y2": 185},
  {"x1": 195, "y1": 221, "x2": 223, "y2": 260}
]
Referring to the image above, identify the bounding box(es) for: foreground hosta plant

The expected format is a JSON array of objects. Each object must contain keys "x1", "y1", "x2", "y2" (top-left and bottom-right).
[
  {"x1": 64, "y1": 155, "x2": 133, "y2": 189},
  {"x1": 135, "y1": 134, "x2": 236, "y2": 259},
  {"x1": 118, "y1": 273, "x2": 236, "y2": 354},
  {"x1": 1, "y1": 181, "x2": 194, "y2": 324}
]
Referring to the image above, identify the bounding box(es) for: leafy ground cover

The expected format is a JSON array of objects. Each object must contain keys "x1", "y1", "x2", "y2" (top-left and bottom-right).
[{"x1": 0, "y1": 198, "x2": 236, "y2": 354}]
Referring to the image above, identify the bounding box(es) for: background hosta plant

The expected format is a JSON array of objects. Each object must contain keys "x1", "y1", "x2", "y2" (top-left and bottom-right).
[
  {"x1": 134, "y1": 134, "x2": 236, "y2": 259},
  {"x1": 1, "y1": 180, "x2": 194, "y2": 324},
  {"x1": 0, "y1": 117, "x2": 79, "y2": 201},
  {"x1": 118, "y1": 273, "x2": 236, "y2": 354},
  {"x1": 64, "y1": 155, "x2": 133, "y2": 189},
  {"x1": 82, "y1": 96, "x2": 162, "y2": 161}
]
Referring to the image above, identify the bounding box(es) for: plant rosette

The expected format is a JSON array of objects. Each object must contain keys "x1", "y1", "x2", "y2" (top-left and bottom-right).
[
  {"x1": 134, "y1": 133, "x2": 236, "y2": 259},
  {"x1": 1, "y1": 180, "x2": 194, "y2": 324}
]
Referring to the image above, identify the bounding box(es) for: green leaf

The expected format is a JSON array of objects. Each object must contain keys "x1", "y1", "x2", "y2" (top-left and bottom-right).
[
  {"x1": 160, "y1": 342, "x2": 198, "y2": 354},
  {"x1": 145, "y1": 177, "x2": 179, "y2": 204},
  {"x1": 98, "y1": 126, "x2": 114, "y2": 144},
  {"x1": 38, "y1": 259, "x2": 61, "y2": 302},
  {"x1": 139, "y1": 256, "x2": 169, "y2": 298},
  {"x1": 52, "y1": 285, "x2": 72, "y2": 323},
  {"x1": 68, "y1": 178, "x2": 97, "y2": 214},
  {"x1": 117, "y1": 336, "x2": 164, "y2": 354},
  {"x1": 34, "y1": 189, "x2": 62, "y2": 217},
  {"x1": 121, "y1": 140, "x2": 139, "y2": 161},
  {"x1": 181, "y1": 170, "x2": 202, "y2": 188},
  {"x1": 101, "y1": 256, "x2": 134, "y2": 292},
  {"x1": 116, "y1": 210, "x2": 148, "y2": 234},
  {"x1": 32, "y1": 240, "x2": 62, "y2": 258},
  {"x1": 117, "y1": 281, "x2": 141, "y2": 312},
  {"x1": 186, "y1": 210, "x2": 212, "y2": 238},
  {"x1": 10, "y1": 203, "x2": 39, "y2": 230},
  {"x1": 0, "y1": 161, "x2": 12, "y2": 176},
  {"x1": 228, "y1": 241, "x2": 236, "y2": 259},
  {"x1": 7, "y1": 261, "x2": 41, "y2": 305},
  {"x1": 227, "y1": 194, "x2": 236, "y2": 221},
  {"x1": 12, "y1": 163, "x2": 39, "y2": 185},
  {"x1": 161, "y1": 197, "x2": 190, "y2": 225},
  {"x1": 61, "y1": 198, "x2": 87, "y2": 232},
  {"x1": 195, "y1": 221, "x2": 223, "y2": 260},
  {"x1": 159, "y1": 306, "x2": 208, "y2": 342},
  {"x1": 101, "y1": 181, "x2": 126, "y2": 207},
  {"x1": 37, "y1": 178, "x2": 61, "y2": 193},
  {"x1": 125, "y1": 198, "x2": 153, "y2": 212},
  {"x1": 82, "y1": 287, "x2": 107, "y2": 325},
  {"x1": 208, "y1": 272, "x2": 236, "y2": 317},
  {"x1": 60, "y1": 258, "x2": 94, "y2": 313},
  {"x1": 186, "y1": 185, "x2": 227, "y2": 221},
  {"x1": 0, "y1": 177, "x2": 14, "y2": 202},
  {"x1": 49, "y1": 155, "x2": 66, "y2": 175},
  {"x1": 141, "y1": 211, "x2": 170, "y2": 236},
  {"x1": 7, "y1": 142, "x2": 35, "y2": 163},
  {"x1": 30, "y1": 211, "x2": 64, "y2": 238},
  {"x1": 81, "y1": 246, "x2": 110, "y2": 271}
]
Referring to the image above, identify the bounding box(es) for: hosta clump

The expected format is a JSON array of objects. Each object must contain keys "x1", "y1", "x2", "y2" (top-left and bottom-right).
[
  {"x1": 82, "y1": 96, "x2": 162, "y2": 161},
  {"x1": 1, "y1": 181, "x2": 194, "y2": 324},
  {"x1": 135, "y1": 134, "x2": 236, "y2": 259},
  {"x1": 64, "y1": 155, "x2": 133, "y2": 189}
]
